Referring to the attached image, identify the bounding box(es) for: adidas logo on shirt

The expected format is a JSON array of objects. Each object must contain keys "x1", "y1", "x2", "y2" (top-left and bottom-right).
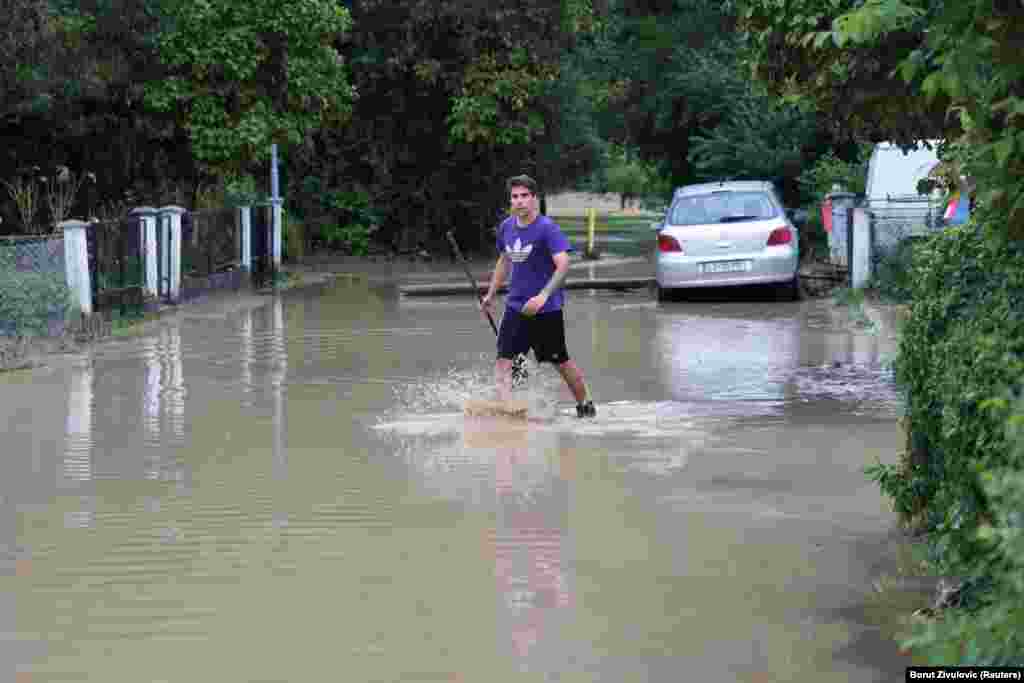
[{"x1": 505, "y1": 237, "x2": 534, "y2": 263}]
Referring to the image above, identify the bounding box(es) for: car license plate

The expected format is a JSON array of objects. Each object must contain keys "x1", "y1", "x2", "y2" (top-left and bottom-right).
[{"x1": 701, "y1": 260, "x2": 750, "y2": 274}]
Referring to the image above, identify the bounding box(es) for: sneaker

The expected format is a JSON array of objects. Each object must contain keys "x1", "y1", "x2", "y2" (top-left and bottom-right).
[{"x1": 576, "y1": 400, "x2": 596, "y2": 418}]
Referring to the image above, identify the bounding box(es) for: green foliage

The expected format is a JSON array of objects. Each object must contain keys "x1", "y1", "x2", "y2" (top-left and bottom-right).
[
  {"x1": 605, "y1": 161, "x2": 650, "y2": 201},
  {"x1": 738, "y1": 0, "x2": 949, "y2": 145},
  {"x1": 742, "y1": 0, "x2": 1024, "y2": 236},
  {"x1": 146, "y1": 0, "x2": 355, "y2": 171},
  {"x1": 688, "y1": 96, "x2": 815, "y2": 184},
  {"x1": 871, "y1": 236, "x2": 921, "y2": 303},
  {"x1": 319, "y1": 222, "x2": 376, "y2": 257},
  {"x1": 571, "y1": 0, "x2": 750, "y2": 187},
  {"x1": 294, "y1": 178, "x2": 379, "y2": 255},
  {"x1": 897, "y1": 387, "x2": 1024, "y2": 666},
  {"x1": 796, "y1": 144, "x2": 871, "y2": 203},
  {"x1": 447, "y1": 49, "x2": 557, "y2": 146},
  {"x1": 831, "y1": 0, "x2": 1024, "y2": 238},
  {"x1": 223, "y1": 175, "x2": 261, "y2": 208},
  {"x1": 0, "y1": 268, "x2": 73, "y2": 336},
  {"x1": 878, "y1": 211, "x2": 1024, "y2": 662}
]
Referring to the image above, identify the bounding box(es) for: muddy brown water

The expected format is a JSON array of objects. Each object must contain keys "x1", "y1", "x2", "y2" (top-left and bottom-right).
[{"x1": 1, "y1": 275, "x2": 926, "y2": 682}]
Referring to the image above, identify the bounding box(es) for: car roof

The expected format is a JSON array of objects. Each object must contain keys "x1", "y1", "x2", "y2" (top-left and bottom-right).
[{"x1": 673, "y1": 180, "x2": 775, "y2": 198}]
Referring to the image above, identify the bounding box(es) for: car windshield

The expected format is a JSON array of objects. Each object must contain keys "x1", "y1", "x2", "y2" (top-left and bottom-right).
[{"x1": 668, "y1": 191, "x2": 778, "y2": 226}]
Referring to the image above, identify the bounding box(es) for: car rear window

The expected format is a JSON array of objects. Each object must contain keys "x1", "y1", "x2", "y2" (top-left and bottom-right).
[{"x1": 668, "y1": 191, "x2": 779, "y2": 226}]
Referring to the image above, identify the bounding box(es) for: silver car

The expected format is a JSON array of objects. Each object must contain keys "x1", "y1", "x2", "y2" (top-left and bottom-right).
[{"x1": 653, "y1": 181, "x2": 800, "y2": 301}]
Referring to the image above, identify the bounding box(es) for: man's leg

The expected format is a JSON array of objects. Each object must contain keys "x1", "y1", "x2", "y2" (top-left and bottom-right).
[
  {"x1": 495, "y1": 358, "x2": 514, "y2": 401},
  {"x1": 495, "y1": 308, "x2": 528, "y2": 401},
  {"x1": 555, "y1": 360, "x2": 588, "y2": 404},
  {"x1": 534, "y1": 309, "x2": 595, "y2": 417}
]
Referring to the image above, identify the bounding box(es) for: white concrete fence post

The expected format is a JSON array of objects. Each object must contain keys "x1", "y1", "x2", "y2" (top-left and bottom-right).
[
  {"x1": 60, "y1": 220, "x2": 92, "y2": 316},
  {"x1": 851, "y1": 207, "x2": 873, "y2": 289},
  {"x1": 158, "y1": 206, "x2": 186, "y2": 304},
  {"x1": 825, "y1": 189, "x2": 857, "y2": 274},
  {"x1": 240, "y1": 206, "x2": 252, "y2": 272},
  {"x1": 130, "y1": 207, "x2": 158, "y2": 299},
  {"x1": 270, "y1": 198, "x2": 283, "y2": 270}
]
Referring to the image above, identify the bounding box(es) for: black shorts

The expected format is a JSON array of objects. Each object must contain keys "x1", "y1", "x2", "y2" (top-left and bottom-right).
[{"x1": 497, "y1": 308, "x2": 570, "y2": 365}]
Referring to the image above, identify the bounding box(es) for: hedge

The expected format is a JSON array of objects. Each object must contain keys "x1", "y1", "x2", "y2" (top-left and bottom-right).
[{"x1": 867, "y1": 206, "x2": 1024, "y2": 664}]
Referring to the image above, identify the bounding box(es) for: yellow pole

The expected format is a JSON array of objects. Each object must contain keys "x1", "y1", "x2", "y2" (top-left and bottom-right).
[{"x1": 587, "y1": 207, "x2": 596, "y2": 254}]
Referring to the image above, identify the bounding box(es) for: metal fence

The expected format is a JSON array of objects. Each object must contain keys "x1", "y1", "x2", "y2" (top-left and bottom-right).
[
  {"x1": 87, "y1": 216, "x2": 146, "y2": 318},
  {"x1": 866, "y1": 196, "x2": 945, "y2": 273},
  {"x1": 180, "y1": 207, "x2": 245, "y2": 299},
  {"x1": 0, "y1": 234, "x2": 70, "y2": 336},
  {"x1": 2, "y1": 201, "x2": 281, "y2": 336},
  {"x1": 183, "y1": 208, "x2": 241, "y2": 279}
]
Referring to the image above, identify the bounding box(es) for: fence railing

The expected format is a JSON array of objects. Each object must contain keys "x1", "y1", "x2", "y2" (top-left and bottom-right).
[
  {"x1": 180, "y1": 207, "x2": 246, "y2": 300},
  {"x1": 0, "y1": 202, "x2": 281, "y2": 336},
  {"x1": 864, "y1": 196, "x2": 944, "y2": 252},
  {"x1": 87, "y1": 215, "x2": 146, "y2": 318},
  {"x1": 0, "y1": 234, "x2": 70, "y2": 336},
  {"x1": 183, "y1": 208, "x2": 242, "y2": 279}
]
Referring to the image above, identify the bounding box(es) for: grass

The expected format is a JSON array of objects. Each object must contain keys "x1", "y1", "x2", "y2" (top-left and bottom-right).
[
  {"x1": 551, "y1": 212, "x2": 660, "y2": 258},
  {"x1": 553, "y1": 213, "x2": 661, "y2": 233}
]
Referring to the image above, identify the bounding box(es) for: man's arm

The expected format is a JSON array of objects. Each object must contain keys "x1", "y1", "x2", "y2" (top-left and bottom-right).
[
  {"x1": 539, "y1": 251, "x2": 570, "y2": 299},
  {"x1": 484, "y1": 253, "x2": 509, "y2": 300}
]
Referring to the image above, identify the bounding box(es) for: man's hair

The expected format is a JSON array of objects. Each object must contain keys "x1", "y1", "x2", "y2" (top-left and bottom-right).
[{"x1": 506, "y1": 175, "x2": 538, "y2": 195}]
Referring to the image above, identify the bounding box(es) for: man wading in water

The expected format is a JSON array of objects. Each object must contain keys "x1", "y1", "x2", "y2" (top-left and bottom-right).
[{"x1": 481, "y1": 175, "x2": 596, "y2": 418}]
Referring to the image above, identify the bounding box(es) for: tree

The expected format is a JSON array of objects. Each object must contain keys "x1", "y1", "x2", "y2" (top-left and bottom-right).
[
  {"x1": 688, "y1": 96, "x2": 816, "y2": 202},
  {"x1": 570, "y1": 0, "x2": 802, "y2": 191},
  {"x1": 286, "y1": 0, "x2": 605, "y2": 256},
  {"x1": 145, "y1": 0, "x2": 356, "y2": 173},
  {"x1": 738, "y1": 0, "x2": 1024, "y2": 236},
  {"x1": 605, "y1": 159, "x2": 649, "y2": 209},
  {"x1": 737, "y1": 0, "x2": 951, "y2": 147},
  {"x1": 1, "y1": 0, "x2": 192, "y2": 227}
]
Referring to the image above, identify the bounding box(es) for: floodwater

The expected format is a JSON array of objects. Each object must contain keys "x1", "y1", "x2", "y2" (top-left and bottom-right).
[{"x1": 2, "y1": 274, "x2": 920, "y2": 682}]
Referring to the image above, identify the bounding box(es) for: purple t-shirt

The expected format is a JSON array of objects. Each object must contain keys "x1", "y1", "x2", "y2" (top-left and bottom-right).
[{"x1": 496, "y1": 215, "x2": 572, "y2": 314}]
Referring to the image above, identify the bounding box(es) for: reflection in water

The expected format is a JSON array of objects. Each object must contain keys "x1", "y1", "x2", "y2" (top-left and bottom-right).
[
  {"x1": 491, "y1": 439, "x2": 571, "y2": 667},
  {"x1": 271, "y1": 296, "x2": 287, "y2": 481},
  {"x1": 651, "y1": 304, "x2": 901, "y2": 418},
  {"x1": 240, "y1": 299, "x2": 254, "y2": 397},
  {"x1": 142, "y1": 334, "x2": 161, "y2": 445},
  {"x1": 166, "y1": 325, "x2": 186, "y2": 442},
  {"x1": 388, "y1": 416, "x2": 574, "y2": 672},
  {"x1": 139, "y1": 326, "x2": 189, "y2": 486},
  {"x1": 653, "y1": 313, "x2": 801, "y2": 405},
  {"x1": 63, "y1": 362, "x2": 93, "y2": 484},
  {"x1": 63, "y1": 361, "x2": 94, "y2": 531}
]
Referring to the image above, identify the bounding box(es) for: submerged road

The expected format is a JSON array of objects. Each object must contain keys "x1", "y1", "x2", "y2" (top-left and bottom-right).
[{"x1": 2, "y1": 270, "x2": 920, "y2": 682}]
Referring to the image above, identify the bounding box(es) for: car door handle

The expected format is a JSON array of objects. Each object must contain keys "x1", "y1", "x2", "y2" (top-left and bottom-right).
[{"x1": 716, "y1": 241, "x2": 732, "y2": 248}]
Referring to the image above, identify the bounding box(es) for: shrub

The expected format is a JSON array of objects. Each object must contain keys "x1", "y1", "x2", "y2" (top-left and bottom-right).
[
  {"x1": 294, "y1": 179, "x2": 382, "y2": 254},
  {"x1": 0, "y1": 269, "x2": 73, "y2": 336},
  {"x1": 899, "y1": 388, "x2": 1024, "y2": 666},
  {"x1": 871, "y1": 236, "x2": 924, "y2": 303},
  {"x1": 866, "y1": 207, "x2": 1024, "y2": 663},
  {"x1": 320, "y1": 222, "x2": 376, "y2": 256}
]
